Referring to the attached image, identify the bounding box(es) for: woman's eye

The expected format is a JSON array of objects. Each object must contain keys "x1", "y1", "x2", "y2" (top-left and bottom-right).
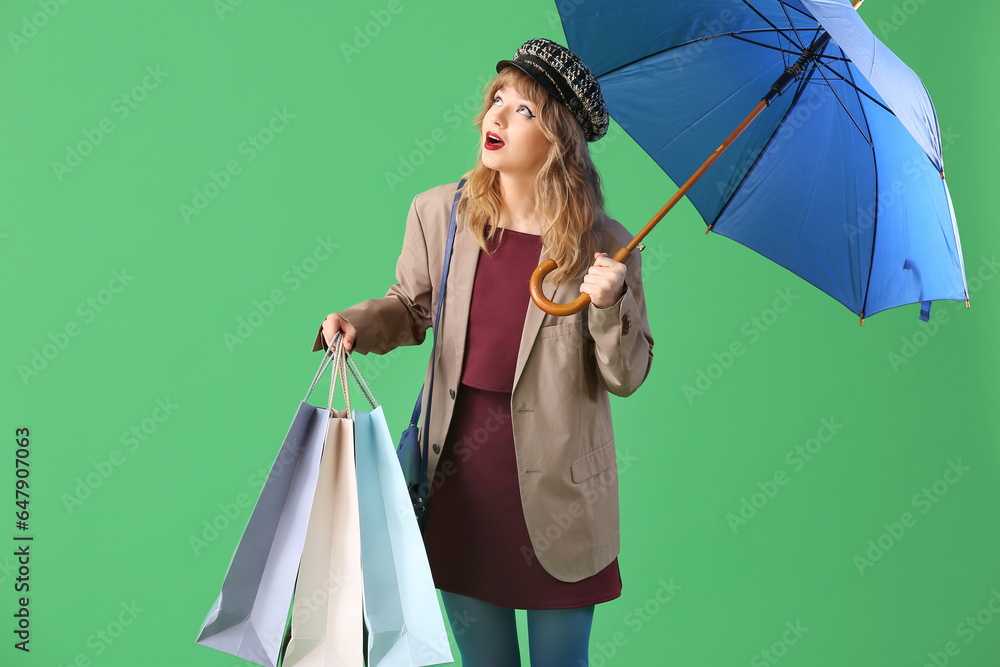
[
  {"x1": 492, "y1": 96, "x2": 502, "y2": 105},
  {"x1": 517, "y1": 105, "x2": 536, "y2": 118}
]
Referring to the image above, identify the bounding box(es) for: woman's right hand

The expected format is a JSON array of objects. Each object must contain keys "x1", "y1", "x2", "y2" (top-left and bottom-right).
[{"x1": 320, "y1": 313, "x2": 358, "y2": 352}]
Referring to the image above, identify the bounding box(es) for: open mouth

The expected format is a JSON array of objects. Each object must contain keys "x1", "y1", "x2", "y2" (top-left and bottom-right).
[{"x1": 484, "y1": 131, "x2": 505, "y2": 150}]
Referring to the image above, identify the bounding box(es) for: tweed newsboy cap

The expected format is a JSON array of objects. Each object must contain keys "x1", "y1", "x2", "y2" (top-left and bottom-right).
[{"x1": 496, "y1": 38, "x2": 609, "y2": 142}]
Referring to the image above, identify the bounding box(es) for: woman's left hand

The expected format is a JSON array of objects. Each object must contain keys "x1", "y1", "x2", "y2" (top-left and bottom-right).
[{"x1": 580, "y1": 252, "x2": 626, "y2": 309}]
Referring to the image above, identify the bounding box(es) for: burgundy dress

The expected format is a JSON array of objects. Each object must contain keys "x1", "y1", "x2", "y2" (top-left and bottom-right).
[{"x1": 421, "y1": 227, "x2": 622, "y2": 610}]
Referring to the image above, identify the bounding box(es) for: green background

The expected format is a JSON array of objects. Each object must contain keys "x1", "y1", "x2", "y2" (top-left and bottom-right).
[{"x1": 3, "y1": 0, "x2": 998, "y2": 665}]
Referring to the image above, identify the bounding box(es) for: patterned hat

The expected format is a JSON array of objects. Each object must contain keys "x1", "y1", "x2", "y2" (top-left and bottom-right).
[{"x1": 496, "y1": 38, "x2": 609, "y2": 142}]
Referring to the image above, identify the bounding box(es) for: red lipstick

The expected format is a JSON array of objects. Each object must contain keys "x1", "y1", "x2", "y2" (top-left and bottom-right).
[{"x1": 484, "y1": 131, "x2": 504, "y2": 150}]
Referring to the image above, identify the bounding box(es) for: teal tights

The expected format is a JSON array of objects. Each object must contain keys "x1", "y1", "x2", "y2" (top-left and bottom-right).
[{"x1": 441, "y1": 591, "x2": 595, "y2": 667}]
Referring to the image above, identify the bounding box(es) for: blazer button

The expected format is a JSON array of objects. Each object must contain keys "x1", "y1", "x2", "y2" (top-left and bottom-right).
[
  {"x1": 449, "y1": 389, "x2": 456, "y2": 399},
  {"x1": 432, "y1": 443, "x2": 441, "y2": 454}
]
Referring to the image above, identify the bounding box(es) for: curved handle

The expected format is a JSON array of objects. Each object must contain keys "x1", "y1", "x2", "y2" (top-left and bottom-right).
[{"x1": 529, "y1": 247, "x2": 633, "y2": 317}]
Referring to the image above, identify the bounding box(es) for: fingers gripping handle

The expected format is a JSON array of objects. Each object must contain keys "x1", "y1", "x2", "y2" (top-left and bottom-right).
[{"x1": 529, "y1": 247, "x2": 632, "y2": 317}]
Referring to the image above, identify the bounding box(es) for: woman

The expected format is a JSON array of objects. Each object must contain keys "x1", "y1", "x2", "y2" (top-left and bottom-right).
[{"x1": 313, "y1": 38, "x2": 654, "y2": 666}]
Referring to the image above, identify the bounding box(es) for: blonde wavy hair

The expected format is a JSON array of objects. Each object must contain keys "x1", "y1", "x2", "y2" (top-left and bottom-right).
[{"x1": 457, "y1": 66, "x2": 605, "y2": 284}]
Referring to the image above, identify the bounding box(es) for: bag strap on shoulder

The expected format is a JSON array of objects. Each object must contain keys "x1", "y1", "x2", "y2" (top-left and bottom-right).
[{"x1": 414, "y1": 179, "x2": 466, "y2": 496}]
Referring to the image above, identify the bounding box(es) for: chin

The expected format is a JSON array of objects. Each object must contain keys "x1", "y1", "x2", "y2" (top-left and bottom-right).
[{"x1": 480, "y1": 154, "x2": 501, "y2": 171}]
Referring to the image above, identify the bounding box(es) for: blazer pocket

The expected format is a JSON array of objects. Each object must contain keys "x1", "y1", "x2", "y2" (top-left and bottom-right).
[
  {"x1": 571, "y1": 440, "x2": 616, "y2": 483},
  {"x1": 539, "y1": 313, "x2": 583, "y2": 339}
]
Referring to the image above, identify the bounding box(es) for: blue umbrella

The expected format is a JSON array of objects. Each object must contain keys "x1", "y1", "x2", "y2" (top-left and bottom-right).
[{"x1": 529, "y1": 0, "x2": 968, "y2": 324}]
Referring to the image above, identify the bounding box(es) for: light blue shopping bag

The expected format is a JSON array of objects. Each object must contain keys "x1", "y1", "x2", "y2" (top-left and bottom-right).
[{"x1": 348, "y1": 357, "x2": 454, "y2": 667}]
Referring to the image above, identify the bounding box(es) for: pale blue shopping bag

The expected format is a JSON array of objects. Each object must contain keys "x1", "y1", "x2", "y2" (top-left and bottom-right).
[{"x1": 348, "y1": 357, "x2": 453, "y2": 667}]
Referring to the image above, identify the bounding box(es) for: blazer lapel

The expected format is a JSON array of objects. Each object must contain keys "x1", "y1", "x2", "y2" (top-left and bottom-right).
[
  {"x1": 513, "y1": 244, "x2": 557, "y2": 390},
  {"x1": 440, "y1": 220, "x2": 479, "y2": 395}
]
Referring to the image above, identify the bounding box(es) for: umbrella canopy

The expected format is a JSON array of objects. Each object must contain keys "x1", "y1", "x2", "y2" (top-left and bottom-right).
[{"x1": 557, "y1": 0, "x2": 968, "y2": 321}]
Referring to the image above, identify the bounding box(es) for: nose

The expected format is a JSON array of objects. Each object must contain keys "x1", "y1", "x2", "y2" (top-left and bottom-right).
[{"x1": 489, "y1": 105, "x2": 507, "y2": 128}]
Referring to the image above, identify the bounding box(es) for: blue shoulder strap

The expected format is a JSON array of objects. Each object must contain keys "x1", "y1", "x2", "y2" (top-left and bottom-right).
[{"x1": 414, "y1": 179, "x2": 465, "y2": 499}]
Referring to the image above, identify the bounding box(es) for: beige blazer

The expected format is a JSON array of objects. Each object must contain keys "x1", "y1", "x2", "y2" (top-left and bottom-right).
[{"x1": 312, "y1": 181, "x2": 654, "y2": 582}]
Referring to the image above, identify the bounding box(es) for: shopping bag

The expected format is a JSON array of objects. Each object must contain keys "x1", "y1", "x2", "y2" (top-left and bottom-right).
[
  {"x1": 283, "y1": 337, "x2": 364, "y2": 667},
  {"x1": 196, "y1": 348, "x2": 336, "y2": 667},
  {"x1": 354, "y1": 397, "x2": 453, "y2": 667}
]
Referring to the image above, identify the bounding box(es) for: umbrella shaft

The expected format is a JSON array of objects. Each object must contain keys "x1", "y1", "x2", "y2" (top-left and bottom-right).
[
  {"x1": 763, "y1": 31, "x2": 832, "y2": 105},
  {"x1": 614, "y1": 0, "x2": 860, "y2": 248},
  {"x1": 631, "y1": 25, "x2": 838, "y2": 244},
  {"x1": 627, "y1": 99, "x2": 769, "y2": 249}
]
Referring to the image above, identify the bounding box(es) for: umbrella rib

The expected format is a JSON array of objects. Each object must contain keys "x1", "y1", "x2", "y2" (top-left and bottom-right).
[
  {"x1": 727, "y1": 33, "x2": 852, "y2": 65},
  {"x1": 787, "y1": 71, "x2": 831, "y2": 259},
  {"x1": 778, "y1": 0, "x2": 818, "y2": 21},
  {"x1": 809, "y1": 59, "x2": 872, "y2": 146},
  {"x1": 814, "y1": 53, "x2": 852, "y2": 64},
  {"x1": 727, "y1": 34, "x2": 811, "y2": 58},
  {"x1": 710, "y1": 72, "x2": 812, "y2": 228},
  {"x1": 842, "y1": 60, "x2": 881, "y2": 320},
  {"x1": 776, "y1": 0, "x2": 813, "y2": 59},
  {"x1": 598, "y1": 29, "x2": 799, "y2": 80},
  {"x1": 814, "y1": 59, "x2": 894, "y2": 116},
  {"x1": 727, "y1": 33, "x2": 852, "y2": 62},
  {"x1": 740, "y1": 0, "x2": 806, "y2": 52}
]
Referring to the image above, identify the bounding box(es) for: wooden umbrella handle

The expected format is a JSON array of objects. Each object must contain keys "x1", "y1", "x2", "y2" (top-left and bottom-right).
[
  {"x1": 529, "y1": 247, "x2": 633, "y2": 316},
  {"x1": 531, "y1": 98, "x2": 771, "y2": 316}
]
